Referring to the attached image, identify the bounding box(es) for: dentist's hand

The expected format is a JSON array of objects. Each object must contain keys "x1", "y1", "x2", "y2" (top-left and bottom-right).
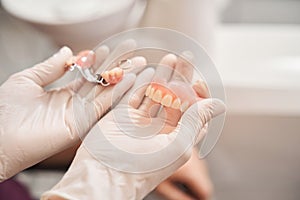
[
  {"x1": 0, "y1": 41, "x2": 145, "y2": 181},
  {"x1": 41, "y1": 54, "x2": 225, "y2": 200}
]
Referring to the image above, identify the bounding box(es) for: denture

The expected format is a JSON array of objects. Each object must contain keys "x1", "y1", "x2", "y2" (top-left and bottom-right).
[
  {"x1": 66, "y1": 50, "x2": 124, "y2": 85},
  {"x1": 100, "y1": 67, "x2": 124, "y2": 84},
  {"x1": 145, "y1": 81, "x2": 198, "y2": 112}
]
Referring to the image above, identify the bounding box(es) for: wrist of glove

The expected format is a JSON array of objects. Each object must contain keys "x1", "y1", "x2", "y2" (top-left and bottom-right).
[{"x1": 42, "y1": 144, "x2": 184, "y2": 200}]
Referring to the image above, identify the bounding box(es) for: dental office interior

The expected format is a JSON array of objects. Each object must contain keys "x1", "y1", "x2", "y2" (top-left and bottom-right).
[{"x1": 0, "y1": 0, "x2": 299, "y2": 199}]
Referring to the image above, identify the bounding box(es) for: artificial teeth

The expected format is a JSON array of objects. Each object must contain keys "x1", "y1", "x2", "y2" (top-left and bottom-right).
[
  {"x1": 152, "y1": 90, "x2": 163, "y2": 103},
  {"x1": 161, "y1": 94, "x2": 173, "y2": 107},
  {"x1": 171, "y1": 98, "x2": 181, "y2": 109},
  {"x1": 101, "y1": 71, "x2": 109, "y2": 81},
  {"x1": 180, "y1": 101, "x2": 189, "y2": 112},
  {"x1": 149, "y1": 88, "x2": 155, "y2": 98},
  {"x1": 115, "y1": 68, "x2": 123, "y2": 77},
  {"x1": 145, "y1": 86, "x2": 151, "y2": 96},
  {"x1": 108, "y1": 70, "x2": 115, "y2": 78}
]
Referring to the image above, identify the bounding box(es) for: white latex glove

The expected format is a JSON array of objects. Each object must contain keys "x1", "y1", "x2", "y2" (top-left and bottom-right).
[
  {"x1": 0, "y1": 40, "x2": 146, "y2": 181},
  {"x1": 42, "y1": 54, "x2": 225, "y2": 200}
]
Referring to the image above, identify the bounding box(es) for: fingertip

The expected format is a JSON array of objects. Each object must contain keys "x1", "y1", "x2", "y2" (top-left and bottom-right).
[
  {"x1": 27, "y1": 46, "x2": 73, "y2": 86},
  {"x1": 162, "y1": 54, "x2": 178, "y2": 65},
  {"x1": 132, "y1": 56, "x2": 147, "y2": 66},
  {"x1": 98, "y1": 45, "x2": 109, "y2": 51},
  {"x1": 47, "y1": 46, "x2": 73, "y2": 66},
  {"x1": 153, "y1": 54, "x2": 178, "y2": 82},
  {"x1": 59, "y1": 46, "x2": 73, "y2": 57},
  {"x1": 114, "y1": 39, "x2": 137, "y2": 54},
  {"x1": 193, "y1": 80, "x2": 209, "y2": 98},
  {"x1": 182, "y1": 51, "x2": 194, "y2": 61},
  {"x1": 95, "y1": 45, "x2": 110, "y2": 56}
]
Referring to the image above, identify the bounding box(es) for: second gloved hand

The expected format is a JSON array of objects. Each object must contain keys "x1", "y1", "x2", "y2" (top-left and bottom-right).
[{"x1": 41, "y1": 63, "x2": 226, "y2": 200}]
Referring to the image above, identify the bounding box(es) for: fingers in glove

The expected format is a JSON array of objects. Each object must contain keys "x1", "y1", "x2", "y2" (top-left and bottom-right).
[
  {"x1": 91, "y1": 73, "x2": 136, "y2": 119},
  {"x1": 23, "y1": 46, "x2": 73, "y2": 87},
  {"x1": 100, "y1": 39, "x2": 137, "y2": 71},
  {"x1": 153, "y1": 53, "x2": 178, "y2": 82},
  {"x1": 157, "y1": 52, "x2": 195, "y2": 127},
  {"x1": 93, "y1": 45, "x2": 110, "y2": 72},
  {"x1": 85, "y1": 56, "x2": 146, "y2": 99},
  {"x1": 193, "y1": 79, "x2": 210, "y2": 98},
  {"x1": 176, "y1": 98, "x2": 225, "y2": 144},
  {"x1": 171, "y1": 51, "x2": 194, "y2": 82},
  {"x1": 138, "y1": 54, "x2": 177, "y2": 116},
  {"x1": 65, "y1": 77, "x2": 86, "y2": 93},
  {"x1": 77, "y1": 45, "x2": 110, "y2": 96},
  {"x1": 96, "y1": 40, "x2": 144, "y2": 78},
  {"x1": 119, "y1": 67, "x2": 155, "y2": 108},
  {"x1": 77, "y1": 40, "x2": 136, "y2": 97}
]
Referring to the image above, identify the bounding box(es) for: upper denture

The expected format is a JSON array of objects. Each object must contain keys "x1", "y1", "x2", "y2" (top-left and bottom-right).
[
  {"x1": 145, "y1": 81, "x2": 197, "y2": 112},
  {"x1": 161, "y1": 94, "x2": 173, "y2": 107}
]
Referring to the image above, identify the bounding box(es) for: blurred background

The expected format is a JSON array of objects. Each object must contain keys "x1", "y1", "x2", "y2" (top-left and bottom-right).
[{"x1": 0, "y1": 0, "x2": 299, "y2": 199}]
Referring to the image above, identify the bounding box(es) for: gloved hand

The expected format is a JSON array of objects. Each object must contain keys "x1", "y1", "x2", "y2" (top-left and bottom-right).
[
  {"x1": 0, "y1": 40, "x2": 146, "y2": 181},
  {"x1": 41, "y1": 54, "x2": 225, "y2": 200}
]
